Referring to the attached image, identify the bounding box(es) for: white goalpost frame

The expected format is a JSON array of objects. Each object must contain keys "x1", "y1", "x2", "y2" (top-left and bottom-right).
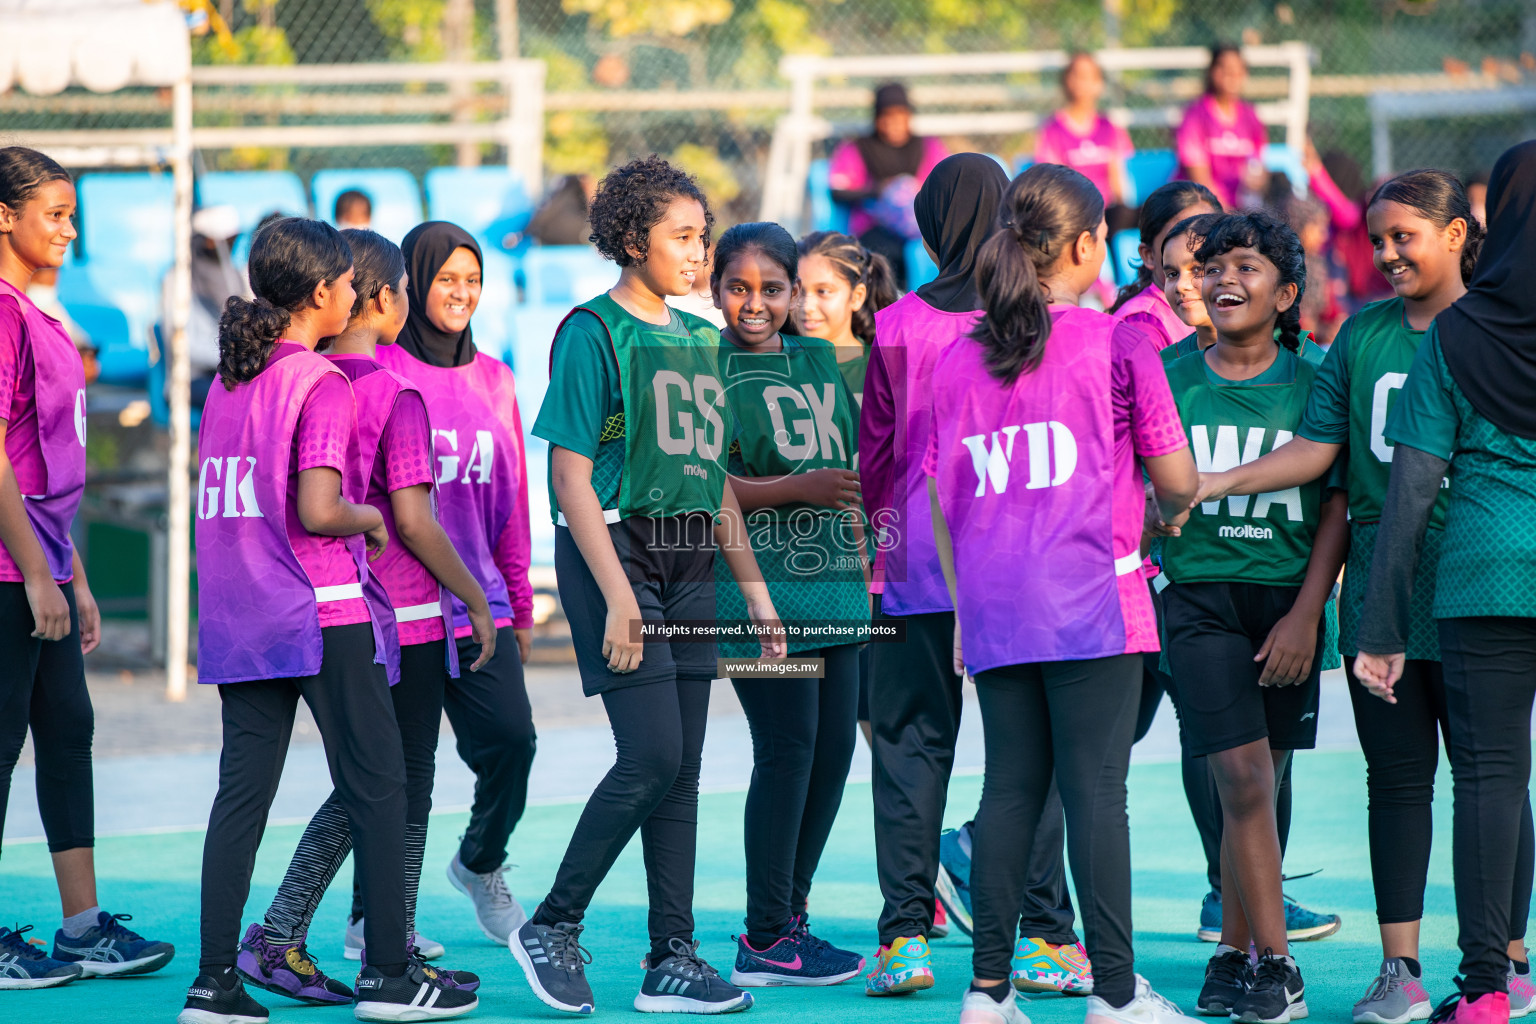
[{"x1": 761, "y1": 42, "x2": 1313, "y2": 226}]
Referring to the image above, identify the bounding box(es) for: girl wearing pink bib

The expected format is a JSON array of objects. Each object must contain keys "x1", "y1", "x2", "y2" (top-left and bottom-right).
[
  {"x1": 1034, "y1": 53, "x2": 1133, "y2": 212},
  {"x1": 926, "y1": 164, "x2": 1199, "y2": 1024},
  {"x1": 1109, "y1": 181, "x2": 1222, "y2": 350},
  {"x1": 1176, "y1": 46, "x2": 1270, "y2": 211},
  {"x1": 0, "y1": 146, "x2": 173, "y2": 989},
  {"x1": 179, "y1": 218, "x2": 474, "y2": 1024}
]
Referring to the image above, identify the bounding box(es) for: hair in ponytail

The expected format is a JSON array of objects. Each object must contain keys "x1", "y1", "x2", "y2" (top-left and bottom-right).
[
  {"x1": 1109, "y1": 180, "x2": 1222, "y2": 314},
  {"x1": 339, "y1": 228, "x2": 406, "y2": 319},
  {"x1": 1194, "y1": 211, "x2": 1307, "y2": 352},
  {"x1": 970, "y1": 164, "x2": 1105, "y2": 384},
  {"x1": 1368, "y1": 169, "x2": 1485, "y2": 285},
  {"x1": 793, "y1": 230, "x2": 899, "y2": 346},
  {"x1": 218, "y1": 217, "x2": 352, "y2": 389}
]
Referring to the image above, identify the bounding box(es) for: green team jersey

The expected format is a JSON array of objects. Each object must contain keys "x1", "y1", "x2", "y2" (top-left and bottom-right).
[
  {"x1": 715, "y1": 335, "x2": 868, "y2": 656},
  {"x1": 837, "y1": 343, "x2": 870, "y2": 408},
  {"x1": 1161, "y1": 330, "x2": 1325, "y2": 367},
  {"x1": 1388, "y1": 328, "x2": 1536, "y2": 620},
  {"x1": 543, "y1": 293, "x2": 730, "y2": 521},
  {"x1": 1161, "y1": 345, "x2": 1327, "y2": 586}
]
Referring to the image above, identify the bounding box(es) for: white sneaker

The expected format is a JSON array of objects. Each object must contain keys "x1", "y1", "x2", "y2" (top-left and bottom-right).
[
  {"x1": 445, "y1": 853, "x2": 527, "y2": 944},
  {"x1": 342, "y1": 917, "x2": 446, "y2": 961},
  {"x1": 960, "y1": 985, "x2": 1033, "y2": 1024},
  {"x1": 1087, "y1": 975, "x2": 1203, "y2": 1024}
]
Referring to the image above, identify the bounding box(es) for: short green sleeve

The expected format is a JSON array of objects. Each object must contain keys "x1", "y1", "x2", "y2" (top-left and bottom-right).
[
  {"x1": 1298, "y1": 319, "x2": 1351, "y2": 444},
  {"x1": 532, "y1": 310, "x2": 621, "y2": 459},
  {"x1": 1385, "y1": 330, "x2": 1459, "y2": 461}
]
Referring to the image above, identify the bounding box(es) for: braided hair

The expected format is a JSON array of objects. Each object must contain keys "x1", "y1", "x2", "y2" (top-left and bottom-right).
[{"x1": 1193, "y1": 211, "x2": 1307, "y2": 352}]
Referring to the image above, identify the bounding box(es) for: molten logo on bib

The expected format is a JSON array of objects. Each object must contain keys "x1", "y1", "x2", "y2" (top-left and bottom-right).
[
  {"x1": 197, "y1": 456, "x2": 263, "y2": 519},
  {"x1": 961, "y1": 421, "x2": 1078, "y2": 497}
]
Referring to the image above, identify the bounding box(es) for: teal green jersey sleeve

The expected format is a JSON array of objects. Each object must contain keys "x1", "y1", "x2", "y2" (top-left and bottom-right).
[
  {"x1": 1385, "y1": 331, "x2": 1460, "y2": 461},
  {"x1": 1298, "y1": 319, "x2": 1352, "y2": 444},
  {"x1": 532, "y1": 309, "x2": 622, "y2": 459}
]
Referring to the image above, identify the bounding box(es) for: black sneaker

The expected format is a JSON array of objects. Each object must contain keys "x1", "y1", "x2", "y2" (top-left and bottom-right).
[
  {"x1": 510, "y1": 918, "x2": 594, "y2": 1015},
  {"x1": 1234, "y1": 951, "x2": 1308, "y2": 1023},
  {"x1": 410, "y1": 944, "x2": 480, "y2": 993},
  {"x1": 176, "y1": 970, "x2": 270, "y2": 1024},
  {"x1": 635, "y1": 938, "x2": 752, "y2": 1014},
  {"x1": 353, "y1": 961, "x2": 479, "y2": 1021},
  {"x1": 1197, "y1": 947, "x2": 1252, "y2": 1016}
]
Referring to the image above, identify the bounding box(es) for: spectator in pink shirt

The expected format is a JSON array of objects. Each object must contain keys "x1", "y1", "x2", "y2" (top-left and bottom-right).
[
  {"x1": 1035, "y1": 53, "x2": 1135, "y2": 229},
  {"x1": 828, "y1": 82, "x2": 948, "y2": 284},
  {"x1": 1176, "y1": 45, "x2": 1270, "y2": 210}
]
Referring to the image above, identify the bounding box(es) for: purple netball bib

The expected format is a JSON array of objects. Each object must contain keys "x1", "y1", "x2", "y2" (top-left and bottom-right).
[
  {"x1": 870, "y1": 293, "x2": 978, "y2": 616},
  {"x1": 377, "y1": 346, "x2": 531, "y2": 634},
  {"x1": 1115, "y1": 283, "x2": 1187, "y2": 350},
  {"x1": 196, "y1": 347, "x2": 396, "y2": 684},
  {"x1": 0, "y1": 280, "x2": 85, "y2": 582},
  {"x1": 929, "y1": 307, "x2": 1153, "y2": 672},
  {"x1": 328, "y1": 354, "x2": 458, "y2": 677}
]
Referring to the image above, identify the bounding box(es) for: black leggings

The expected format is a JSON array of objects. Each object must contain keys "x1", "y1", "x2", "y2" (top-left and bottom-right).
[
  {"x1": 533, "y1": 676, "x2": 711, "y2": 965},
  {"x1": 263, "y1": 639, "x2": 449, "y2": 944},
  {"x1": 732, "y1": 645, "x2": 860, "y2": 945},
  {"x1": 1436, "y1": 617, "x2": 1536, "y2": 997},
  {"x1": 971, "y1": 655, "x2": 1142, "y2": 1007},
  {"x1": 869, "y1": 602, "x2": 964, "y2": 946},
  {"x1": 198, "y1": 624, "x2": 408, "y2": 973},
  {"x1": 0, "y1": 581, "x2": 93, "y2": 853}
]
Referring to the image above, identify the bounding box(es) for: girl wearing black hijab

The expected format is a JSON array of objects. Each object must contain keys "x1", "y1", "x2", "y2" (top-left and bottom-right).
[
  {"x1": 1356, "y1": 140, "x2": 1536, "y2": 1024},
  {"x1": 376, "y1": 221, "x2": 540, "y2": 951},
  {"x1": 861, "y1": 154, "x2": 1078, "y2": 995}
]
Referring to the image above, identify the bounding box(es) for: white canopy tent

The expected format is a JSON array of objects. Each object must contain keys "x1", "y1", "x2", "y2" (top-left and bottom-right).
[{"x1": 3, "y1": 0, "x2": 195, "y2": 700}]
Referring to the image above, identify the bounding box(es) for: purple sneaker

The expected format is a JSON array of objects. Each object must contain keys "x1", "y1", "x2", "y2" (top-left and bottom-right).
[{"x1": 235, "y1": 923, "x2": 353, "y2": 1005}]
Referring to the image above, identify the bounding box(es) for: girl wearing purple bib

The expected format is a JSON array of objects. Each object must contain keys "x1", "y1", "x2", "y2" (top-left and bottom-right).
[
  {"x1": 375, "y1": 222, "x2": 539, "y2": 948},
  {"x1": 1109, "y1": 181, "x2": 1222, "y2": 350},
  {"x1": 179, "y1": 218, "x2": 474, "y2": 1024},
  {"x1": 235, "y1": 230, "x2": 490, "y2": 1005},
  {"x1": 926, "y1": 164, "x2": 1199, "y2": 1024},
  {"x1": 0, "y1": 147, "x2": 173, "y2": 989}
]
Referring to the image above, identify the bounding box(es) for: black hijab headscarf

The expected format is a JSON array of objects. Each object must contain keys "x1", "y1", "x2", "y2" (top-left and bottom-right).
[
  {"x1": 913, "y1": 153, "x2": 1011, "y2": 313},
  {"x1": 399, "y1": 221, "x2": 482, "y2": 368},
  {"x1": 1439, "y1": 140, "x2": 1536, "y2": 439}
]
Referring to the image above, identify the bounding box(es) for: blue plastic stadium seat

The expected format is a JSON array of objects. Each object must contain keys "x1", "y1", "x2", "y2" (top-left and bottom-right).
[
  {"x1": 1124, "y1": 149, "x2": 1178, "y2": 208},
  {"x1": 1015, "y1": 157, "x2": 1035, "y2": 176},
  {"x1": 425, "y1": 166, "x2": 533, "y2": 254},
  {"x1": 521, "y1": 245, "x2": 616, "y2": 308},
  {"x1": 146, "y1": 325, "x2": 203, "y2": 430},
  {"x1": 312, "y1": 169, "x2": 424, "y2": 245},
  {"x1": 808, "y1": 159, "x2": 850, "y2": 235},
  {"x1": 1263, "y1": 144, "x2": 1310, "y2": 197},
  {"x1": 469, "y1": 247, "x2": 519, "y2": 366},
  {"x1": 1110, "y1": 228, "x2": 1142, "y2": 288},
  {"x1": 905, "y1": 237, "x2": 938, "y2": 291},
  {"x1": 511, "y1": 304, "x2": 567, "y2": 416},
  {"x1": 198, "y1": 170, "x2": 309, "y2": 233}
]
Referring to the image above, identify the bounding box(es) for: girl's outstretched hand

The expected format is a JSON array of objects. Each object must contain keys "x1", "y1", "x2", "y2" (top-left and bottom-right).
[{"x1": 1354, "y1": 651, "x2": 1405, "y2": 703}]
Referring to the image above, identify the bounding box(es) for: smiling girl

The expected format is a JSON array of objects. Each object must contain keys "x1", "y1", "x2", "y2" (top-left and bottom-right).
[
  {"x1": 0, "y1": 146, "x2": 174, "y2": 990},
  {"x1": 794, "y1": 230, "x2": 897, "y2": 408},
  {"x1": 1193, "y1": 170, "x2": 1536, "y2": 1022},
  {"x1": 1158, "y1": 213, "x2": 1224, "y2": 363},
  {"x1": 519, "y1": 156, "x2": 782, "y2": 1016},
  {"x1": 1157, "y1": 212, "x2": 1350, "y2": 1024},
  {"x1": 1111, "y1": 182, "x2": 1223, "y2": 349},
  {"x1": 705, "y1": 222, "x2": 869, "y2": 989},
  {"x1": 375, "y1": 221, "x2": 538, "y2": 951}
]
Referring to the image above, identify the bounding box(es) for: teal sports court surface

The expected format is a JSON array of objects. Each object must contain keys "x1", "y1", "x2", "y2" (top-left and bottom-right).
[{"x1": 0, "y1": 746, "x2": 1465, "y2": 1024}]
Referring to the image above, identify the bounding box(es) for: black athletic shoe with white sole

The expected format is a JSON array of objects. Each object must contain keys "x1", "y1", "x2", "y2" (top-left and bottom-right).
[
  {"x1": 635, "y1": 939, "x2": 752, "y2": 1014},
  {"x1": 1234, "y1": 952, "x2": 1308, "y2": 1024},
  {"x1": 510, "y1": 918, "x2": 594, "y2": 1015},
  {"x1": 352, "y1": 961, "x2": 478, "y2": 1021},
  {"x1": 176, "y1": 969, "x2": 270, "y2": 1024},
  {"x1": 1198, "y1": 947, "x2": 1252, "y2": 1016}
]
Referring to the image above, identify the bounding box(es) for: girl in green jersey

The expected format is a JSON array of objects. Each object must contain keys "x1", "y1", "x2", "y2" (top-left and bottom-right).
[
  {"x1": 707, "y1": 221, "x2": 872, "y2": 988},
  {"x1": 793, "y1": 230, "x2": 898, "y2": 409},
  {"x1": 519, "y1": 157, "x2": 783, "y2": 1017},
  {"x1": 1156, "y1": 212, "x2": 1351, "y2": 1024},
  {"x1": 1195, "y1": 171, "x2": 1534, "y2": 1023}
]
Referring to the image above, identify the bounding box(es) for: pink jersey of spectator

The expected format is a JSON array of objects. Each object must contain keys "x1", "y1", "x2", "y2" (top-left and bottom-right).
[
  {"x1": 1176, "y1": 95, "x2": 1268, "y2": 209},
  {"x1": 279, "y1": 345, "x2": 372, "y2": 628},
  {"x1": 828, "y1": 136, "x2": 949, "y2": 237},
  {"x1": 1034, "y1": 112, "x2": 1132, "y2": 205}
]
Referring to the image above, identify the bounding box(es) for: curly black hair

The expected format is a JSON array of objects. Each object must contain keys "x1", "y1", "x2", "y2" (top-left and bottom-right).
[
  {"x1": 587, "y1": 155, "x2": 714, "y2": 267},
  {"x1": 1193, "y1": 211, "x2": 1307, "y2": 352}
]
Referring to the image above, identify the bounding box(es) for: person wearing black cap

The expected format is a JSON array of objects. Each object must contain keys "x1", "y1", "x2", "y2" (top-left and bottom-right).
[
  {"x1": 1355, "y1": 139, "x2": 1536, "y2": 1024},
  {"x1": 828, "y1": 82, "x2": 949, "y2": 285}
]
